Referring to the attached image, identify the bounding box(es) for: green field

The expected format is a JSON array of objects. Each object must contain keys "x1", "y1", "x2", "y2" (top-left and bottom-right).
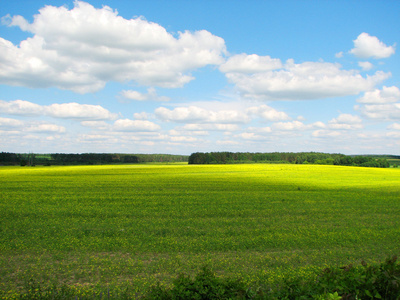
[{"x1": 0, "y1": 164, "x2": 399, "y2": 298}]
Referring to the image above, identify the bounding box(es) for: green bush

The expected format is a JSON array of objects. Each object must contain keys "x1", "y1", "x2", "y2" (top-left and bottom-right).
[
  {"x1": 145, "y1": 266, "x2": 249, "y2": 299},
  {"x1": 314, "y1": 256, "x2": 400, "y2": 299},
  {"x1": 145, "y1": 256, "x2": 400, "y2": 299}
]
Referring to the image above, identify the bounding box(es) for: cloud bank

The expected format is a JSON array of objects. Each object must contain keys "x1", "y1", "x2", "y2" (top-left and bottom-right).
[
  {"x1": 0, "y1": 1, "x2": 226, "y2": 93},
  {"x1": 0, "y1": 100, "x2": 118, "y2": 120},
  {"x1": 221, "y1": 55, "x2": 390, "y2": 101}
]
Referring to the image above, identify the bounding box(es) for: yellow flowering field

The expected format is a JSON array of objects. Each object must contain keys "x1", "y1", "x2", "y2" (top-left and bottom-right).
[{"x1": 0, "y1": 164, "x2": 399, "y2": 298}]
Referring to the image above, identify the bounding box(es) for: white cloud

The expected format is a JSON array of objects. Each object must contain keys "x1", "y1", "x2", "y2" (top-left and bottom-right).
[
  {"x1": 120, "y1": 90, "x2": 147, "y2": 101},
  {"x1": 155, "y1": 106, "x2": 250, "y2": 124},
  {"x1": 0, "y1": 1, "x2": 226, "y2": 93},
  {"x1": 312, "y1": 121, "x2": 326, "y2": 129},
  {"x1": 26, "y1": 123, "x2": 66, "y2": 133},
  {"x1": 356, "y1": 103, "x2": 400, "y2": 121},
  {"x1": 0, "y1": 117, "x2": 24, "y2": 128},
  {"x1": 169, "y1": 129, "x2": 208, "y2": 136},
  {"x1": 272, "y1": 120, "x2": 308, "y2": 131},
  {"x1": 120, "y1": 88, "x2": 170, "y2": 102},
  {"x1": 236, "y1": 132, "x2": 266, "y2": 140},
  {"x1": 0, "y1": 100, "x2": 117, "y2": 120},
  {"x1": 181, "y1": 124, "x2": 239, "y2": 131},
  {"x1": 357, "y1": 86, "x2": 400, "y2": 104},
  {"x1": 78, "y1": 134, "x2": 116, "y2": 142},
  {"x1": 358, "y1": 61, "x2": 373, "y2": 71},
  {"x1": 246, "y1": 104, "x2": 290, "y2": 121},
  {"x1": 155, "y1": 106, "x2": 209, "y2": 123},
  {"x1": 350, "y1": 32, "x2": 395, "y2": 59},
  {"x1": 312, "y1": 130, "x2": 341, "y2": 138},
  {"x1": 80, "y1": 121, "x2": 110, "y2": 130},
  {"x1": 0, "y1": 99, "x2": 44, "y2": 115},
  {"x1": 335, "y1": 52, "x2": 343, "y2": 58},
  {"x1": 356, "y1": 87, "x2": 400, "y2": 121},
  {"x1": 0, "y1": 117, "x2": 65, "y2": 133},
  {"x1": 113, "y1": 119, "x2": 161, "y2": 131},
  {"x1": 133, "y1": 112, "x2": 151, "y2": 120},
  {"x1": 246, "y1": 126, "x2": 272, "y2": 133},
  {"x1": 46, "y1": 103, "x2": 118, "y2": 120},
  {"x1": 388, "y1": 123, "x2": 400, "y2": 130},
  {"x1": 387, "y1": 131, "x2": 400, "y2": 138},
  {"x1": 330, "y1": 114, "x2": 362, "y2": 124},
  {"x1": 170, "y1": 136, "x2": 198, "y2": 142},
  {"x1": 222, "y1": 58, "x2": 390, "y2": 101},
  {"x1": 219, "y1": 54, "x2": 282, "y2": 73},
  {"x1": 328, "y1": 114, "x2": 363, "y2": 130}
]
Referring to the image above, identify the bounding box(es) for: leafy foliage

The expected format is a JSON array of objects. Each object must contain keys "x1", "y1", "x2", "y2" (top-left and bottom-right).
[
  {"x1": 313, "y1": 256, "x2": 400, "y2": 300},
  {"x1": 188, "y1": 152, "x2": 391, "y2": 168},
  {"x1": 0, "y1": 152, "x2": 188, "y2": 165},
  {"x1": 146, "y1": 266, "x2": 248, "y2": 299},
  {"x1": 144, "y1": 257, "x2": 400, "y2": 299}
]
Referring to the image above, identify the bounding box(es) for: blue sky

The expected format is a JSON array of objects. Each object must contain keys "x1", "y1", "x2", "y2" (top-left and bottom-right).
[{"x1": 1, "y1": 0, "x2": 399, "y2": 155}]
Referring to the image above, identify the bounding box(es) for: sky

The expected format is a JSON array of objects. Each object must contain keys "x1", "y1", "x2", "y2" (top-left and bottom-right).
[{"x1": 0, "y1": 0, "x2": 399, "y2": 155}]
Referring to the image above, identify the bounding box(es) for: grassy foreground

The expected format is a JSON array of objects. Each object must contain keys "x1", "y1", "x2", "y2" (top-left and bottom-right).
[{"x1": 0, "y1": 164, "x2": 399, "y2": 298}]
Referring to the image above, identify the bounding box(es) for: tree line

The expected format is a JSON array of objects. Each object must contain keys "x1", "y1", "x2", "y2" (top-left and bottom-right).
[
  {"x1": 0, "y1": 152, "x2": 188, "y2": 166},
  {"x1": 188, "y1": 152, "x2": 392, "y2": 168},
  {"x1": 0, "y1": 151, "x2": 395, "y2": 167}
]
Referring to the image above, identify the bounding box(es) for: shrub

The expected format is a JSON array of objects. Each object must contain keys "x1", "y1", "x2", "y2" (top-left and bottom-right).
[
  {"x1": 310, "y1": 256, "x2": 400, "y2": 299},
  {"x1": 145, "y1": 266, "x2": 249, "y2": 299}
]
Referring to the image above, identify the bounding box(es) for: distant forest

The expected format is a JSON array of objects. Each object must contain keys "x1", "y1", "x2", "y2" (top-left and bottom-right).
[
  {"x1": 1, "y1": 151, "x2": 398, "y2": 168},
  {"x1": 0, "y1": 152, "x2": 188, "y2": 166},
  {"x1": 188, "y1": 152, "x2": 398, "y2": 168}
]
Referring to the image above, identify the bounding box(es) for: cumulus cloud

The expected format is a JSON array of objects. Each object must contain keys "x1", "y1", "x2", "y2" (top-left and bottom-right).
[
  {"x1": 133, "y1": 112, "x2": 151, "y2": 120},
  {"x1": 219, "y1": 54, "x2": 282, "y2": 73},
  {"x1": 356, "y1": 103, "x2": 400, "y2": 121},
  {"x1": 169, "y1": 129, "x2": 208, "y2": 136},
  {"x1": 0, "y1": 100, "x2": 117, "y2": 120},
  {"x1": 388, "y1": 123, "x2": 400, "y2": 130},
  {"x1": 328, "y1": 114, "x2": 363, "y2": 130},
  {"x1": 357, "y1": 86, "x2": 400, "y2": 104},
  {"x1": 0, "y1": 116, "x2": 65, "y2": 133},
  {"x1": 113, "y1": 119, "x2": 161, "y2": 132},
  {"x1": 350, "y1": 33, "x2": 395, "y2": 59},
  {"x1": 26, "y1": 123, "x2": 66, "y2": 133},
  {"x1": 120, "y1": 88, "x2": 170, "y2": 102},
  {"x1": 358, "y1": 61, "x2": 373, "y2": 71},
  {"x1": 170, "y1": 136, "x2": 198, "y2": 142},
  {"x1": 181, "y1": 124, "x2": 240, "y2": 131},
  {"x1": 222, "y1": 58, "x2": 390, "y2": 101},
  {"x1": 335, "y1": 52, "x2": 343, "y2": 58},
  {"x1": 46, "y1": 103, "x2": 118, "y2": 120},
  {"x1": 272, "y1": 121, "x2": 308, "y2": 131},
  {"x1": 0, "y1": 1, "x2": 226, "y2": 93},
  {"x1": 312, "y1": 130, "x2": 341, "y2": 138},
  {"x1": 80, "y1": 121, "x2": 110, "y2": 130},
  {"x1": 236, "y1": 132, "x2": 263, "y2": 140},
  {"x1": 356, "y1": 87, "x2": 400, "y2": 121},
  {"x1": 246, "y1": 104, "x2": 290, "y2": 121},
  {"x1": 330, "y1": 114, "x2": 362, "y2": 124},
  {"x1": 155, "y1": 106, "x2": 250, "y2": 124},
  {"x1": 246, "y1": 126, "x2": 272, "y2": 133},
  {"x1": 0, "y1": 117, "x2": 24, "y2": 129},
  {"x1": 0, "y1": 100, "x2": 43, "y2": 115}
]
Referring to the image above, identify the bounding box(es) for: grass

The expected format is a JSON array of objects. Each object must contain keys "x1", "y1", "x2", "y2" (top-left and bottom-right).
[{"x1": 0, "y1": 164, "x2": 399, "y2": 298}]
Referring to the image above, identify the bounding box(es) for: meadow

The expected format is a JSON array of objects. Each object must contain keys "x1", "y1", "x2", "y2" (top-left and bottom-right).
[{"x1": 0, "y1": 163, "x2": 399, "y2": 298}]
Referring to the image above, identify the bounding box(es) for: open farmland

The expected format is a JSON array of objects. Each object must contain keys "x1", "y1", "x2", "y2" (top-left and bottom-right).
[{"x1": 0, "y1": 164, "x2": 399, "y2": 298}]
